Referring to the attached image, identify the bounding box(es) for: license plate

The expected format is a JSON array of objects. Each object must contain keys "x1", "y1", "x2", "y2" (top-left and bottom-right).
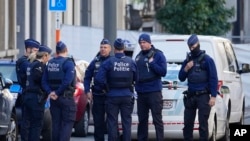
[{"x1": 163, "y1": 100, "x2": 173, "y2": 109}]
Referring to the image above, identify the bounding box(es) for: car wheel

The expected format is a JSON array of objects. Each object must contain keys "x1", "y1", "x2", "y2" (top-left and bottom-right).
[
  {"x1": 40, "y1": 109, "x2": 52, "y2": 141},
  {"x1": 238, "y1": 109, "x2": 244, "y2": 125},
  {"x1": 209, "y1": 119, "x2": 216, "y2": 141},
  {"x1": 0, "y1": 112, "x2": 18, "y2": 141},
  {"x1": 73, "y1": 109, "x2": 89, "y2": 137}
]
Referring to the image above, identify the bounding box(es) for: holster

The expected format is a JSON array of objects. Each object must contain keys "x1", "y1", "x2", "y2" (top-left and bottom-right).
[
  {"x1": 63, "y1": 86, "x2": 75, "y2": 98},
  {"x1": 37, "y1": 89, "x2": 47, "y2": 104},
  {"x1": 91, "y1": 85, "x2": 107, "y2": 94}
]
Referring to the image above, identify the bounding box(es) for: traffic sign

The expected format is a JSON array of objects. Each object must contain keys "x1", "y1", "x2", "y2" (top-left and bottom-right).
[{"x1": 49, "y1": 0, "x2": 67, "y2": 11}]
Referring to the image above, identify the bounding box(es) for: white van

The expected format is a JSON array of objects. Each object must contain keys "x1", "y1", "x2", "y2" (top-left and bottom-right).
[{"x1": 132, "y1": 34, "x2": 249, "y2": 125}]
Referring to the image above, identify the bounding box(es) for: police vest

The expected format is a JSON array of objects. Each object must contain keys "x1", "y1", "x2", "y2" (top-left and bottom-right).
[
  {"x1": 107, "y1": 56, "x2": 133, "y2": 88},
  {"x1": 135, "y1": 49, "x2": 161, "y2": 83},
  {"x1": 47, "y1": 57, "x2": 75, "y2": 90},
  {"x1": 93, "y1": 55, "x2": 109, "y2": 78},
  {"x1": 26, "y1": 60, "x2": 43, "y2": 94},
  {"x1": 16, "y1": 55, "x2": 29, "y2": 89},
  {"x1": 187, "y1": 53, "x2": 208, "y2": 84}
]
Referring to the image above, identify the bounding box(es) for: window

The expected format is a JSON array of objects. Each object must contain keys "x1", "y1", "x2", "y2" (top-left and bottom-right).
[{"x1": 224, "y1": 42, "x2": 237, "y2": 72}]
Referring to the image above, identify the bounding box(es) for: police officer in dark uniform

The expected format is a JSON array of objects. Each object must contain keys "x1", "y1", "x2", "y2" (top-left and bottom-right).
[
  {"x1": 95, "y1": 38, "x2": 137, "y2": 141},
  {"x1": 16, "y1": 39, "x2": 40, "y2": 89},
  {"x1": 16, "y1": 38, "x2": 40, "y2": 141},
  {"x1": 42, "y1": 41, "x2": 77, "y2": 141},
  {"x1": 178, "y1": 34, "x2": 218, "y2": 141},
  {"x1": 23, "y1": 45, "x2": 52, "y2": 141},
  {"x1": 135, "y1": 33, "x2": 167, "y2": 141},
  {"x1": 84, "y1": 39, "x2": 111, "y2": 141}
]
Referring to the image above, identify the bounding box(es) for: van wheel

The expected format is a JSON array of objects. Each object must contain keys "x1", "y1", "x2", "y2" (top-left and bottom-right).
[
  {"x1": 219, "y1": 118, "x2": 230, "y2": 141},
  {"x1": 73, "y1": 110, "x2": 89, "y2": 137},
  {"x1": 235, "y1": 103, "x2": 244, "y2": 125},
  {"x1": 238, "y1": 109, "x2": 244, "y2": 125},
  {"x1": 0, "y1": 113, "x2": 18, "y2": 141},
  {"x1": 209, "y1": 120, "x2": 216, "y2": 141}
]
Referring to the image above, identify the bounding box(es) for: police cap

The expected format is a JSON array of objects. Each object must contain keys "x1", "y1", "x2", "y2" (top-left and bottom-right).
[{"x1": 24, "y1": 38, "x2": 40, "y2": 49}]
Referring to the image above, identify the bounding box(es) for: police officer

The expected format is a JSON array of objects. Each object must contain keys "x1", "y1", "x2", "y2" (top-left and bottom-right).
[
  {"x1": 178, "y1": 34, "x2": 218, "y2": 141},
  {"x1": 17, "y1": 38, "x2": 40, "y2": 141},
  {"x1": 135, "y1": 33, "x2": 167, "y2": 141},
  {"x1": 16, "y1": 39, "x2": 40, "y2": 90},
  {"x1": 95, "y1": 38, "x2": 137, "y2": 141},
  {"x1": 84, "y1": 39, "x2": 111, "y2": 141},
  {"x1": 42, "y1": 41, "x2": 77, "y2": 141},
  {"x1": 23, "y1": 45, "x2": 52, "y2": 141}
]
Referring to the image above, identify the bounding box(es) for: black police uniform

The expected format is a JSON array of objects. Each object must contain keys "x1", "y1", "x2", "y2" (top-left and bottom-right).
[
  {"x1": 23, "y1": 60, "x2": 47, "y2": 141},
  {"x1": 95, "y1": 53, "x2": 137, "y2": 141},
  {"x1": 179, "y1": 34, "x2": 218, "y2": 141},
  {"x1": 17, "y1": 39, "x2": 40, "y2": 141},
  {"x1": 84, "y1": 54, "x2": 110, "y2": 141},
  {"x1": 42, "y1": 56, "x2": 77, "y2": 141}
]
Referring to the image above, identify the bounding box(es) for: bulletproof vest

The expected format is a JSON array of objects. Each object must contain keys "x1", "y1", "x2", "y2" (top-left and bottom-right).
[
  {"x1": 135, "y1": 49, "x2": 160, "y2": 83},
  {"x1": 187, "y1": 53, "x2": 208, "y2": 84},
  {"x1": 26, "y1": 60, "x2": 43, "y2": 93},
  {"x1": 47, "y1": 58, "x2": 67, "y2": 90},
  {"x1": 107, "y1": 56, "x2": 133, "y2": 88},
  {"x1": 16, "y1": 55, "x2": 29, "y2": 89}
]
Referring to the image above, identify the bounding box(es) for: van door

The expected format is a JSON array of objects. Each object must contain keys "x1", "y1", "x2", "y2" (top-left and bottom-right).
[{"x1": 223, "y1": 41, "x2": 244, "y2": 123}]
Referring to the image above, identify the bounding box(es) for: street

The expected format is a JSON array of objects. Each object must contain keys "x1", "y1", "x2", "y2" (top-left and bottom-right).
[
  {"x1": 70, "y1": 125, "x2": 104, "y2": 141},
  {"x1": 17, "y1": 106, "x2": 250, "y2": 141}
]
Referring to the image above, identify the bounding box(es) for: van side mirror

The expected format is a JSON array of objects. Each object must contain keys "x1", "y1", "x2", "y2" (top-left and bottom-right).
[
  {"x1": 220, "y1": 86, "x2": 230, "y2": 94},
  {"x1": 240, "y1": 64, "x2": 250, "y2": 73}
]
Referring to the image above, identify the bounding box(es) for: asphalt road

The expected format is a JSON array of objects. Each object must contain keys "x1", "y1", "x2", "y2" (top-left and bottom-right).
[
  {"x1": 71, "y1": 125, "x2": 105, "y2": 141},
  {"x1": 18, "y1": 106, "x2": 250, "y2": 141}
]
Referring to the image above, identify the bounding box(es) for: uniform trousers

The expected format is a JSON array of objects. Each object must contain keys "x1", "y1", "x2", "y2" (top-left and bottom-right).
[
  {"x1": 92, "y1": 94, "x2": 107, "y2": 141},
  {"x1": 106, "y1": 96, "x2": 134, "y2": 141},
  {"x1": 21, "y1": 93, "x2": 45, "y2": 141},
  {"x1": 183, "y1": 93, "x2": 211, "y2": 141},
  {"x1": 137, "y1": 91, "x2": 164, "y2": 141},
  {"x1": 50, "y1": 96, "x2": 76, "y2": 141}
]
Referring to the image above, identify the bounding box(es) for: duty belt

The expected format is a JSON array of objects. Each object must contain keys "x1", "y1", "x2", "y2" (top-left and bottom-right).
[{"x1": 183, "y1": 90, "x2": 209, "y2": 98}]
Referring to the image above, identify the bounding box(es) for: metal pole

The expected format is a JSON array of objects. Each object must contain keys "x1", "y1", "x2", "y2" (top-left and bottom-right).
[
  {"x1": 30, "y1": 0, "x2": 36, "y2": 38},
  {"x1": 104, "y1": 0, "x2": 117, "y2": 54},
  {"x1": 16, "y1": 0, "x2": 25, "y2": 58},
  {"x1": 41, "y1": 0, "x2": 48, "y2": 45},
  {"x1": 55, "y1": 12, "x2": 61, "y2": 43}
]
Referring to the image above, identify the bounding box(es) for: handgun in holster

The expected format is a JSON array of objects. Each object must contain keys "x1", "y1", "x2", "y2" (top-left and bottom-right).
[{"x1": 63, "y1": 86, "x2": 75, "y2": 98}]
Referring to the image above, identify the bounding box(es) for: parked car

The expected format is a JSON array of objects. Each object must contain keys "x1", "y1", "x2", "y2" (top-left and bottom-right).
[
  {"x1": 119, "y1": 63, "x2": 229, "y2": 140},
  {"x1": 0, "y1": 72, "x2": 18, "y2": 140},
  {"x1": 72, "y1": 59, "x2": 93, "y2": 137}
]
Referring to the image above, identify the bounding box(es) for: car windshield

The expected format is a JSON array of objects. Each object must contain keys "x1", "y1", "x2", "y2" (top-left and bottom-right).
[{"x1": 0, "y1": 65, "x2": 17, "y2": 82}]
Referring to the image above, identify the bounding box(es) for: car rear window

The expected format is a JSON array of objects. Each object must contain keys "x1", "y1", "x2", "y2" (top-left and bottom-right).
[{"x1": 0, "y1": 65, "x2": 17, "y2": 82}]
